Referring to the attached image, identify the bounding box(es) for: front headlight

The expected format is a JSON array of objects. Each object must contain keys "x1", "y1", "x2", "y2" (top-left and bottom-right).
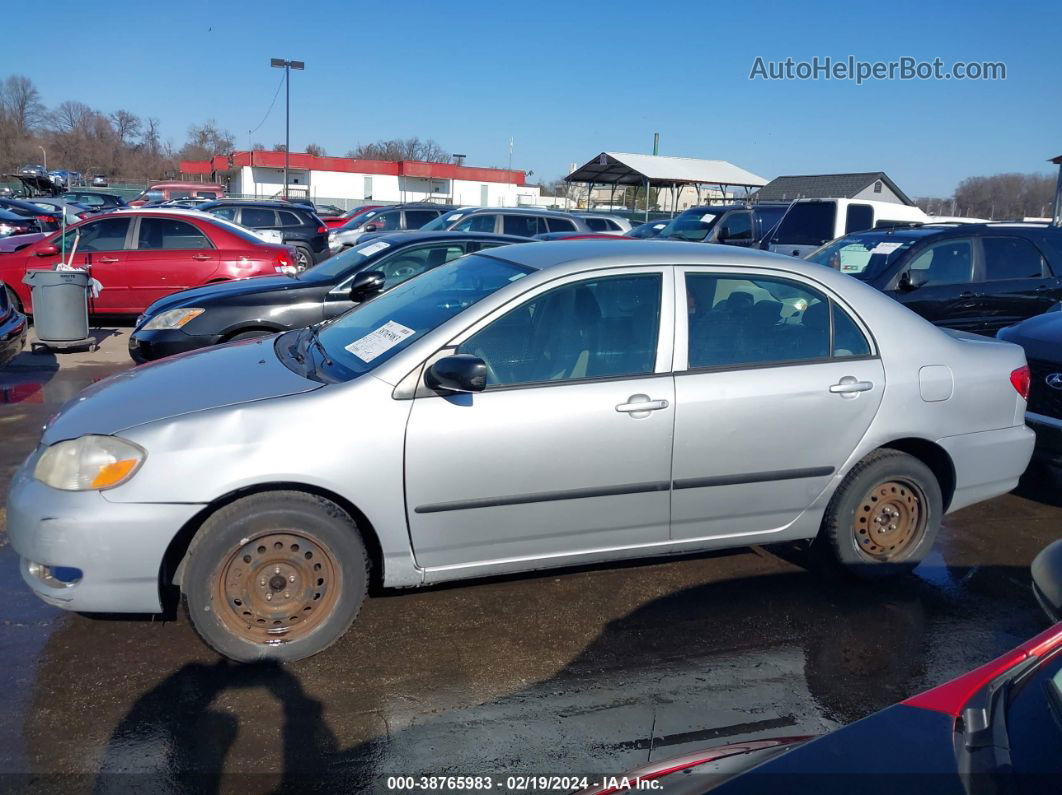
[
  {"x1": 142, "y1": 308, "x2": 204, "y2": 331},
  {"x1": 34, "y1": 435, "x2": 146, "y2": 491}
]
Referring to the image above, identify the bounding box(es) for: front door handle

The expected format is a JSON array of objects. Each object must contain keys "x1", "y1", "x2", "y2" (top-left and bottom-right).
[
  {"x1": 192, "y1": 254, "x2": 212, "y2": 261},
  {"x1": 616, "y1": 394, "x2": 669, "y2": 417},
  {"x1": 97, "y1": 256, "x2": 119, "y2": 263},
  {"x1": 830, "y1": 376, "x2": 873, "y2": 398}
]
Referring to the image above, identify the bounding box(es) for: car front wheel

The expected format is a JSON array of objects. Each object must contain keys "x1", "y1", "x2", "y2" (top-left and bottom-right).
[
  {"x1": 815, "y1": 449, "x2": 943, "y2": 577},
  {"x1": 182, "y1": 491, "x2": 369, "y2": 662}
]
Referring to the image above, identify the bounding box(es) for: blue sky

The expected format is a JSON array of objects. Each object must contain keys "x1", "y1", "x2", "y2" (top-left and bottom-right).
[{"x1": 3, "y1": 0, "x2": 1059, "y2": 196}]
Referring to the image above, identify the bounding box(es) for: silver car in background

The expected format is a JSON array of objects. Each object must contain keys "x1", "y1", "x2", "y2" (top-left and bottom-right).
[
  {"x1": 7, "y1": 241, "x2": 1035, "y2": 661},
  {"x1": 576, "y1": 212, "x2": 633, "y2": 235}
]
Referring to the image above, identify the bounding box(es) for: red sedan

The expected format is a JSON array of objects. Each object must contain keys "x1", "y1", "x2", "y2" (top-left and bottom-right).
[
  {"x1": 0, "y1": 210, "x2": 295, "y2": 315},
  {"x1": 322, "y1": 204, "x2": 383, "y2": 229}
]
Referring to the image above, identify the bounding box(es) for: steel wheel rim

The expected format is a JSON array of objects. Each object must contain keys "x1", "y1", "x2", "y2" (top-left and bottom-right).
[
  {"x1": 853, "y1": 479, "x2": 927, "y2": 562},
  {"x1": 213, "y1": 531, "x2": 341, "y2": 644}
]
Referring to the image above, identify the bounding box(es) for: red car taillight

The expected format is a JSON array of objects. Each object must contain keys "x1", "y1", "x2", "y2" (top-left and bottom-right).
[
  {"x1": 37, "y1": 215, "x2": 55, "y2": 224},
  {"x1": 77, "y1": 212, "x2": 92, "y2": 219},
  {"x1": 316, "y1": 225, "x2": 327, "y2": 234},
  {"x1": 1010, "y1": 365, "x2": 1031, "y2": 401},
  {"x1": 903, "y1": 622, "x2": 1062, "y2": 717}
]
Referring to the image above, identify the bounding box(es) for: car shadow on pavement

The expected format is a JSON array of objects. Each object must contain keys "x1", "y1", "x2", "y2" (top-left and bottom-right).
[{"x1": 67, "y1": 563, "x2": 1044, "y2": 792}]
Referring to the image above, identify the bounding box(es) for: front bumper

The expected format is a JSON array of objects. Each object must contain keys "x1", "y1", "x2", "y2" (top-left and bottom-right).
[
  {"x1": 128, "y1": 327, "x2": 223, "y2": 364},
  {"x1": 6, "y1": 456, "x2": 204, "y2": 613},
  {"x1": 0, "y1": 309, "x2": 28, "y2": 365}
]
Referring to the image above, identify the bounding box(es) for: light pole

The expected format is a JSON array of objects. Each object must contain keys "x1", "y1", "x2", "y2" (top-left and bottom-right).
[
  {"x1": 39, "y1": 145, "x2": 47, "y2": 172},
  {"x1": 270, "y1": 58, "x2": 304, "y2": 199}
]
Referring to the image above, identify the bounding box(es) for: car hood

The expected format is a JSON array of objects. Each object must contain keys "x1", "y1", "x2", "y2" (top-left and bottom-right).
[
  {"x1": 0, "y1": 232, "x2": 45, "y2": 252},
  {"x1": 143, "y1": 275, "x2": 305, "y2": 317},
  {"x1": 998, "y1": 311, "x2": 1062, "y2": 363},
  {"x1": 42, "y1": 336, "x2": 322, "y2": 444}
]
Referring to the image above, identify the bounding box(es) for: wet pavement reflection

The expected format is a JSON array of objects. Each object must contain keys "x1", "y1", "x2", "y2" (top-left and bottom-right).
[{"x1": 1, "y1": 330, "x2": 1059, "y2": 791}]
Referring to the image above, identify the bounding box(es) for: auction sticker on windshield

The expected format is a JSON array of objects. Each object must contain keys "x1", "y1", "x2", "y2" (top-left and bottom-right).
[
  {"x1": 356, "y1": 241, "x2": 390, "y2": 256},
  {"x1": 345, "y1": 321, "x2": 416, "y2": 362}
]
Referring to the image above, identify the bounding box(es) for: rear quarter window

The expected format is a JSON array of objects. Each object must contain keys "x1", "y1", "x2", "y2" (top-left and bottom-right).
[{"x1": 773, "y1": 203, "x2": 837, "y2": 246}]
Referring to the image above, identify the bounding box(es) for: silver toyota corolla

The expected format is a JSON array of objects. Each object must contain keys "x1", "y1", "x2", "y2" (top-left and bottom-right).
[{"x1": 7, "y1": 241, "x2": 1035, "y2": 661}]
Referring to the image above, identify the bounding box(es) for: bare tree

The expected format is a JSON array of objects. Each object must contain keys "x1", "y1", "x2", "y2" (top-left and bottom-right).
[
  {"x1": 110, "y1": 110, "x2": 141, "y2": 145},
  {"x1": 305, "y1": 143, "x2": 326, "y2": 157},
  {"x1": 0, "y1": 74, "x2": 46, "y2": 134},
  {"x1": 50, "y1": 100, "x2": 96, "y2": 135},
  {"x1": 272, "y1": 143, "x2": 287, "y2": 152},
  {"x1": 954, "y1": 172, "x2": 1056, "y2": 219},
  {"x1": 180, "y1": 119, "x2": 235, "y2": 160},
  {"x1": 346, "y1": 137, "x2": 449, "y2": 162}
]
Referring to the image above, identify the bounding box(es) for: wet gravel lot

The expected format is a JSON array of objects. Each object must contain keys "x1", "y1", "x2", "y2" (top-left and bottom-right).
[{"x1": 1, "y1": 327, "x2": 1059, "y2": 792}]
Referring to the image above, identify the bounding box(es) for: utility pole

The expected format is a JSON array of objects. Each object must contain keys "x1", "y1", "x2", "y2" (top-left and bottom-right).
[{"x1": 270, "y1": 58, "x2": 305, "y2": 199}]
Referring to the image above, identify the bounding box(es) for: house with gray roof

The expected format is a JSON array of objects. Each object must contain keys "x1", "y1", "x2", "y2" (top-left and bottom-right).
[{"x1": 754, "y1": 172, "x2": 915, "y2": 206}]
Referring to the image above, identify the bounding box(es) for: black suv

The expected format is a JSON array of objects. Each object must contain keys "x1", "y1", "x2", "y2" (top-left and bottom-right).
[
  {"x1": 806, "y1": 223, "x2": 1062, "y2": 334},
  {"x1": 199, "y1": 200, "x2": 328, "y2": 270},
  {"x1": 62, "y1": 191, "x2": 128, "y2": 211},
  {"x1": 659, "y1": 203, "x2": 789, "y2": 246}
]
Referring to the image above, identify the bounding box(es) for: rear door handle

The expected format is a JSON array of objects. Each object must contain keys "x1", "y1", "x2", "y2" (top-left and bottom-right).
[
  {"x1": 97, "y1": 256, "x2": 119, "y2": 263},
  {"x1": 616, "y1": 394, "x2": 669, "y2": 417},
  {"x1": 830, "y1": 376, "x2": 873, "y2": 397},
  {"x1": 192, "y1": 254, "x2": 212, "y2": 261}
]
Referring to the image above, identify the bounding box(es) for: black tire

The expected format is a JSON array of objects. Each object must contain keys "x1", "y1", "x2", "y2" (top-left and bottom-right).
[
  {"x1": 227, "y1": 329, "x2": 273, "y2": 342},
  {"x1": 293, "y1": 245, "x2": 313, "y2": 271},
  {"x1": 5, "y1": 285, "x2": 23, "y2": 314},
  {"x1": 182, "y1": 491, "x2": 369, "y2": 662},
  {"x1": 814, "y1": 449, "x2": 942, "y2": 578}
]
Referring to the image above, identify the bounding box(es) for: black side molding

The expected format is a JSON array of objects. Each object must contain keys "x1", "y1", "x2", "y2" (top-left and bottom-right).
[
  {"x1": 673, "y1": 466, "x2": 835, "y2": 490},
  {"x1": 415, "y1": 480, "x2": 670, "y2": 514}
]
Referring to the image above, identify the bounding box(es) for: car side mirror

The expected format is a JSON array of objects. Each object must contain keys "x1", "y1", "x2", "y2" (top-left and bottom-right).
[
  {"x1": 348, "y1": 270, "x2": 386, "y2": 302},
  {"x1": 363, "y1": 223, "x2": 378, "y2": 233},
  {"x1": 36, "y1": 244, "x2": 59, "y2": 257},
  {"x1": 425, "y1": 354, "x2": 487, "y2": 393},
  {"x1": 1032, "y1": 539, "x2": 1062, "y2": 622},
  {"x1": 899, "y1": 269, "x2": 928, "y2": 291}
]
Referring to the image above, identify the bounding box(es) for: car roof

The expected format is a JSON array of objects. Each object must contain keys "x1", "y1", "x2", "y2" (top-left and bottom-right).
[
  {"x1": 479, "y1": 239, "x2": 849, "y2": 277},
  {"x1": 460, "y1": 206, "x2": 578, "y2": 218},
  {"x1": 199, "y1": 199, "x2": 309, "y2": 210},
  {"x1": 360, "y1": 230, "x2": 532, "y2": 245}
]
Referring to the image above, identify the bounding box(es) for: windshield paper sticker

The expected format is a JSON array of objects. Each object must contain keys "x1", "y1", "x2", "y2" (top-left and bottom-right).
[
  {"x1": 356, "y1": 241, "x2": 390, "y2": 256},
  {"x1": 700, "y1": 214, "x2": 717, "y2": 223},
  {"x1": 344, "y1": 321, "x2": 415, "y2": 362},
  {"x1": 869, "y1": 241, "x2": 903, "y2": 255}
]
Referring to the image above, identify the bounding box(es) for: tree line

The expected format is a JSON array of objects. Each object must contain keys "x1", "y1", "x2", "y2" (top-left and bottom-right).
[
  {"x1": 915, "y1": 172, "x2": 1058, "y2": 220},
  {"x1": 0, "y1": 73, "x2": 452, "y2": 182}
]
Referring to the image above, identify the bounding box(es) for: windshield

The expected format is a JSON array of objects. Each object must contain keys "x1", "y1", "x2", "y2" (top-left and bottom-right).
[
  {"x1": 662, "y1": 210, "x2": 722, "y2": 241},
  {"x1": 806, "y1": 232, "x2": 920, "y2": 281},
  {"x1": 299, "y1": 238, "x2": 395, "y2": 281},
  {"x1": 312, "y1": 254, "x2": 532, "y2": 380},
  {"x1": 421, "y1": 209, "x2": 467, "y2": 231},
  {"x1": 772, "y1": 203, "x2": 836, "y2": 246}
]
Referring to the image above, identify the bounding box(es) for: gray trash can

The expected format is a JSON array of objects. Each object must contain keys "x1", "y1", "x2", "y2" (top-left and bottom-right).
[{"x1": 22, "y1": 269, "x2": 95, "y2": 351}]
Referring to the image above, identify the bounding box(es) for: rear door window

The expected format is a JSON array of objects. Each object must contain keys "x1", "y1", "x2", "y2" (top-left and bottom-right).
[
  {"x1": 502, "y1": 215, "x2": 541, "y2": 237},
  {"x1": 209, "y1": 206, "x2": 238, "y2": 221},
  {"x1": 717, "y1": 211, "x2": 753, "y2": 241},
  {"x1": 242, "y1": 208, "x2": 278, "y2": 228},
  {"x1": 404, "y1": 210, "x2": 440, "y2": 229},
  {"x1": 982, "y1": 236, "x2": 1046, "y2": 280},
  {"x1": 546, "y1": 217, "x2": 577, "y2": 233},
  {"x1": 845, "y1": 204, "x2": 874, "y2": 234},
  {"x1": 584, "y1": 217, "x2": 607, "y2": 232},
  {"x1": 137, "y1": 218, "x2": 212, "y2": 250}
]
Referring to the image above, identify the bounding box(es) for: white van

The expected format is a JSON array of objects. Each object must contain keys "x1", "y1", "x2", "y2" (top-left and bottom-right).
[{"x1": 766, "y1": 198, "x2": 928, "y2": 257}]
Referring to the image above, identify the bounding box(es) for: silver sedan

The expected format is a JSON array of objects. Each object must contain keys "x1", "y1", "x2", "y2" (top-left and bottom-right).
[{"x1": 7, "y1": 241, "x2": 1035, "y2": 661}]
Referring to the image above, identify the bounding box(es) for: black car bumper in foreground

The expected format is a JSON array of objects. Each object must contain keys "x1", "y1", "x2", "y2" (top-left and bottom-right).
[
  {"x1": 128, "y1": 328, "x2": 223, "y2": 364},
  {"x1": 0, "y1": 305, "x2": 28, "y2": 366},
  {"x1": 1026, "y1": 412, "x2": 1062, "y2": 481}
]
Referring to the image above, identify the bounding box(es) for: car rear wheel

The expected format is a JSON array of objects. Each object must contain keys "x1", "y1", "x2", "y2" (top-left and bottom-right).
[
  {"x1": 182, "y1": 491, "x2": 369, "y2": 662},
  {"x1": 293, "y1": 245, "x2": 313, "y2": 272},
  {"x1": 815, "y1": 449, "x2": 942, "y2": 577}
]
